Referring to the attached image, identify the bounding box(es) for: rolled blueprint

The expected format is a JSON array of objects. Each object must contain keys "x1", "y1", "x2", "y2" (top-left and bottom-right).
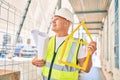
[
  {"x1": 31, "y1": 29, "x2": 39, "y2": 46},
  {"x1": 31, "y1": 29, "x2": 49, "y2": 60},
  {"x1": 37, "y1": 32, "x2": 49, "y2": 59}
]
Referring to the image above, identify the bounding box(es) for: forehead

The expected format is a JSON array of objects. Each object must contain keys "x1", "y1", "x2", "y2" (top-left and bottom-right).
[{"x1": 54, "y1": 15, "x2": 67, "y2": 20}]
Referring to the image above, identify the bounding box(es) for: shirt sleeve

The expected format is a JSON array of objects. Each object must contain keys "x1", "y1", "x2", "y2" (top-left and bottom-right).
[{"x1": 77, "y1": 45, "x2": 87, "y2": 59}]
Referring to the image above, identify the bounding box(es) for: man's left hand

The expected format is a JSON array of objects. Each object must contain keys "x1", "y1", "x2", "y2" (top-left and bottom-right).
[{"x1": 87, "y1": 41, "x2": 97, "y2": 55}]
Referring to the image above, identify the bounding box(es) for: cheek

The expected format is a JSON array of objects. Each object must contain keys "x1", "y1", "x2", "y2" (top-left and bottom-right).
[{"x1": 57, "y1": 21, "x2": 64, "y2": 27}]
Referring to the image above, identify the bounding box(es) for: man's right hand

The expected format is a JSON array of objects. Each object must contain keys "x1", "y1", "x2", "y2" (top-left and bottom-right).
[{"x1": 32, "y1": 56, "x2": 45, "y2": 67}]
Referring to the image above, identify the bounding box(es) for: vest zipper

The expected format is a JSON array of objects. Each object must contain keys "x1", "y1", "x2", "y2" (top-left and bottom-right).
[{"x1": 48, "y1": 51, "x2": 57, "y2": 80}]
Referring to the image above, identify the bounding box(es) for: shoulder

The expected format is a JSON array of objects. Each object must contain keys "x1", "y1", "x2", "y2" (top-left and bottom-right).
[{"x1": 49, "y1": 36, "x2": 55, "y2": 40}]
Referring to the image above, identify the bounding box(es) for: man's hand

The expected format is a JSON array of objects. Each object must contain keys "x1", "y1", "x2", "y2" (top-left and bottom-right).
[
  {"x1": 78, "y1": 41, "x2": 97, "y2": 72},
  {"x1": 32, "y1": 56, "x2": 45, "y2": 67},
  {"x1": 87, "y1": 41, "x2": 97, "y2": 55}
]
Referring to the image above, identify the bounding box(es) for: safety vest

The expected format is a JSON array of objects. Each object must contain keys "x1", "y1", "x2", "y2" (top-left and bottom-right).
[{"x1": 42, "y1": 36, "x2": 80, "y2": 80}]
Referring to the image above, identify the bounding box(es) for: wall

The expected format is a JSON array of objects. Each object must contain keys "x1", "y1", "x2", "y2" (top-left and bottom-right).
[{"x1": 101, "y1": 0, "x2": 120, "y2": 80}]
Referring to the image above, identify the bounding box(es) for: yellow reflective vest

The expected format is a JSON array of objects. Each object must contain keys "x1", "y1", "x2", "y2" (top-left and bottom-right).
[{"x1": 42, "y1": 36, "x2": 80, "y2": 80}]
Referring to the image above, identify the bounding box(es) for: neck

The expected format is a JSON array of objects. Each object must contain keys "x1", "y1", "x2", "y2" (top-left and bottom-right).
[{"x1": 56, "y1": 32, "x2": 68, "y2": 37}]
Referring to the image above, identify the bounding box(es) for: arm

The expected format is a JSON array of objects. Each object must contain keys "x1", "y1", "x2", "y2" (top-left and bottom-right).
[
  {"x1": 78, "y1": 56, "x2": 92, "y2": 72},
  {"x1": 32, "y1": 55, "x2": 45, "y2": 67},
  {"x1": 78, "y1": 41, "x2": 96, "y2": 72}
]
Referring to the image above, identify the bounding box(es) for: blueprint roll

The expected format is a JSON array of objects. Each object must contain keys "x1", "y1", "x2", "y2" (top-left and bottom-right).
[
  {"x1": 31, "y1": 29, "x2": 49, "y2": 60},
  {"x1": 31, "y1": 29, "x2": 39, "y2": 46},
  {"x1": 37, "y1": 32, "x2": 49, "y2": 60}
]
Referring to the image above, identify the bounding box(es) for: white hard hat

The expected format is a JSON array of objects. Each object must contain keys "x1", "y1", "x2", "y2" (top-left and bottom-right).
[{"x1": 55, "y1": 8, "x2": 74, "y2": 23}]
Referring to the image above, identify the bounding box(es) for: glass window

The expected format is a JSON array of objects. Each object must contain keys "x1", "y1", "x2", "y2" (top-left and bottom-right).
[{"x1": 114, "y1": 0, "x2": 119, "y2": 69}]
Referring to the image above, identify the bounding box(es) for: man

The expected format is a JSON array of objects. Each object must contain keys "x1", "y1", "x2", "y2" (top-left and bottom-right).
[{"x1": 32, "y1": 8, "x2": 96, "y2": 80}]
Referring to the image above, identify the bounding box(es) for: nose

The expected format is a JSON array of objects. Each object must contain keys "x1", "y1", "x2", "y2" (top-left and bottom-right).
[{"x1": 52, "y1": 18, "x2": 55, "y2": 23}]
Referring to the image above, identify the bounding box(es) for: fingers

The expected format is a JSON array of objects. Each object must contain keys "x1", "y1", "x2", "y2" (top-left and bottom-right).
[
  {"x1": 87, "y1": 41, "x2": 97, "y2": 55},
  {"x1": 32, "y1": 58, "x2": 45, "y2": 67},
  {"x1": 36, "y1": 60, "x2": 45, "y2": 67},
  {"x1": 35, "y1": 60, "x2": 45, "y2": 66}
]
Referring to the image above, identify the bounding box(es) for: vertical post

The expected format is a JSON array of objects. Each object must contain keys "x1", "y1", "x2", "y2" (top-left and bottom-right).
[
  {"x1": 114, "y1": 0, "x2": 119, "y2": 68},
  {"x1": 107, "y1": 13, "x2": 109, "y2": 61},
  {"x1": 58, "y1": 0, "x2": 61, "y2": 9}
]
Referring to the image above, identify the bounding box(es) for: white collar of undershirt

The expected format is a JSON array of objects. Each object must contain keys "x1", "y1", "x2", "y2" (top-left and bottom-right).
[
  {"x1": 56, "y1": 35, "x2": 68, "y2": 39},
  {"x1": 55, "y1": 35, "x2": 68, "y2": 52}
]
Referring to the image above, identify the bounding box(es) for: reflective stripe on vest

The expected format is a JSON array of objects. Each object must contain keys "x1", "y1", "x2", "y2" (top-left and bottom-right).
[
  {"x1": 43, "y1": 75, "x2": 56, "y2": 80},
  {"x1": 67, "y1": 38, "x2": 78, "y2": 63},
  {"x1": 42, "y1": 36, "x2": 80, "y2": 80},
  {"x1": 45, "y1": 62, "x2": 78, "y2": 71},
  {"x1": 42, "y1": 66, "x2": 78, "y2": 80}
]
